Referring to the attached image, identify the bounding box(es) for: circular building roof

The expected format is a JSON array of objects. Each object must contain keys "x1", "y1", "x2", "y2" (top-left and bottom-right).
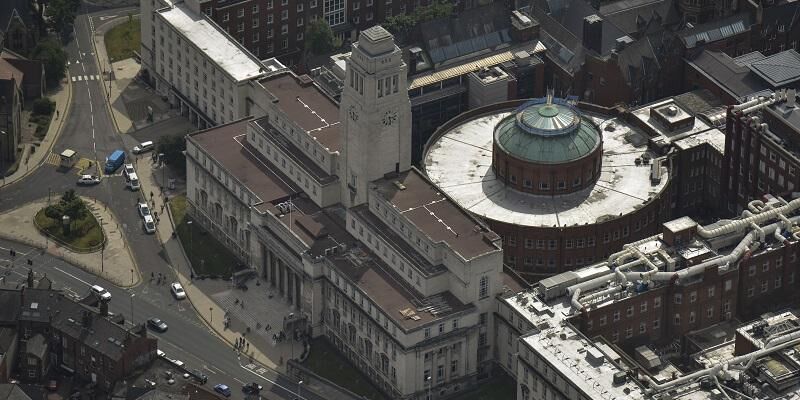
[{"x1": 494, "y1": 101, "x2": 601, "y2": 164}]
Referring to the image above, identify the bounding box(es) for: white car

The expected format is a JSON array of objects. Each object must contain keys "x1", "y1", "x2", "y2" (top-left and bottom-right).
[
  {"x1": 123, "y1": 163, "x2": 135, "y2": 179},
  {"x1": 138, "y1": 202, "x2": 152, "y2": 218},
  {"x1": 133, "y1": 141, "x2": 154, "y2": 154},
  {"x1": 90, "y1": 285, "x2": 112, "y2": 301},
  {"x1": 171, "y1": 282, "x2": 186, "y2": 300},
  {"x1": 157, "y1": 349, "x2": 166, "y2": 358},
  {"x1": 143, "y1": 215, "x2": 156, "y2": 234},
  {"x1": 77, "y1": 175, "x2": 101, "y2": 185}
]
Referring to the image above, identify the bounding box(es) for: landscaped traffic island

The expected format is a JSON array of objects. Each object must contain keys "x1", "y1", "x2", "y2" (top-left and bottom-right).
[{"x1": 34, "y1": 190, "x2": 104, "y2": 252}]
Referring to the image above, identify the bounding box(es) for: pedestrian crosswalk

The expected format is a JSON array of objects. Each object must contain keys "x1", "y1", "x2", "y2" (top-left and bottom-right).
[
  {"x1": 70, "y1": 75, "x2": 101, "y2": 82},
  {"x1": 45, "y1": 152, "x2": 61, "y2": 166}
]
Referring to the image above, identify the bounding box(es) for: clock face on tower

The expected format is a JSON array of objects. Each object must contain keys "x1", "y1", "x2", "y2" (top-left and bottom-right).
[
  {"x1": 348, "y1": 105, "x2": 359, "y2": 122},
  {"x1": 382, "y1": 110, "x2": 398, "y2": 127}
]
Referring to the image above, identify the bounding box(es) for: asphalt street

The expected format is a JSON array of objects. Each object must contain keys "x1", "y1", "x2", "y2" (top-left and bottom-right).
[
  {"x1": 0, "y1": 238, "x2": 318, "y2": 400},
  {"x1": 0, "y1": 5, "x2": 322, "y2": 400}
]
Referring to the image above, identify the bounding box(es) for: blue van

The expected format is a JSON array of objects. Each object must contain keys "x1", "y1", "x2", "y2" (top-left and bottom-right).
[{"x1": 104, "y1": 150, "x2": 125, "y2": 174}]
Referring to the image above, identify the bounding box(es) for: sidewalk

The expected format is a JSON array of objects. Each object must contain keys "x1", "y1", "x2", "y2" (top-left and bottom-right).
[
  {"x1": 1, "y1": 77, "x2": 72, "y2": 188},
  {"x1": 134, "y1": 158, "x2": 287, "y2": 369},
  {"x1": 91, "y1": 16, "x2": 134, "y2": 134},
  {"x1": 0, "y1": 197, "x2": 141, "y2": 287}
]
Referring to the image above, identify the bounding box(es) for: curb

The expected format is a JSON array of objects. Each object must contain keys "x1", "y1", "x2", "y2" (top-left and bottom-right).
[
  {"x1": 0, "y1": 72, "x2": 74, "y2": 189},
  {"x1": 161, "y1": 200, "x2": 277, "y2": 370},
  {"x1": 89, "y1": 196, "x2": 144, "y2": 289},
  {"x1": 0, "y1": 197, "x2": 142, "y2": 288},
  {"x1": 92, "y1": 15, "x2": 136, "y2": 135}
]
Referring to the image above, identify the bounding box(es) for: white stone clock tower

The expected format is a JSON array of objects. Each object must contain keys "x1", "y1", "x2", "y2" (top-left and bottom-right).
[{"x1": 339, "y1": 25, "x2": 411, "y2": 208}]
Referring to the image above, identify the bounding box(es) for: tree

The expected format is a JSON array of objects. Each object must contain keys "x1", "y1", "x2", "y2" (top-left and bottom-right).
[
  {"x1": 31, "y1": 38, "x2": 68, "y2": 87},
  {"x1": 384, "y1": 0, "x2": 454, "y2": 39},
  {"x1": 157, "y1": 134, "x2": 187, "y2": 173},
  {"x1": 305, "y1": 19, "x2": 336, "y2": 57},
  {"x1": 45, "y1": 0, "x2": 81, "y2": 36}
]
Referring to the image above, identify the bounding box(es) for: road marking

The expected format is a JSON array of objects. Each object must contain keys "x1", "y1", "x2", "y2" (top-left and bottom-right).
[
  {"x1": 233, "y1": 377, "x2": 245, "y2": 385},
  {"x1": 239, "y1": 363, "x2": 300, "y2": 397},
  {"x1": 53, "y1": 266, "x2": 92, "y2": 287},
  {"x1": 99, "y1": 15, "x2": 118, "y2": 21},
  {"x1": 245, "y1": 364, "x2": 256, "y2": 370}
]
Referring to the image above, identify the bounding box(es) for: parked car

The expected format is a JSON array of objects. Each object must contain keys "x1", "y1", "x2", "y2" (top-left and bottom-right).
[
  {"x1": 170, "y1": 359, "x2": 185, "y2": 368},
  {"x1": 127, "y1": 172, "x2": 140, "y2": 191},
  {"x1": 123, "y1": 163, "x2": 135, "y2": 179},
  {"x1": 147, "y1": 317, "x2": 168, "y2": 333},
  {"x1": 90, "y1": 285, "x2": 112, "y2": 301},
  {"x1": 143, "y1": 215, "x2": 156, "y2": 234},
  {"x1": 214, "y1": 384, "x2": 231, "y2": 397},
  {"x1": 76, "y1": 175, "x2": 101, "y2": 185},
  {"x1": 242, "y1": 383, "x2": 262, "y2": 394},
  {"x1": 133, "y1": 141, "x2": 154, "y2": 154},
  {"x1": 157, "y1": 349, "x2": 166, "y2": 358},
  {"x1": 138, "y1": 202, "x2": 152, "y2": 218},
  {"x1": 170, "y1": 282, "x2": 186, "y2": 300}
]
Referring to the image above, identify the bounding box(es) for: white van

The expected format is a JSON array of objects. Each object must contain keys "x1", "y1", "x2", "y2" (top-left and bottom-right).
[
  {"x1": 127, "y1": 172, "x2": 140, "y2": 191},
  {"x1": 133, "y1": 141, "x2": 154, "y2": 154}
]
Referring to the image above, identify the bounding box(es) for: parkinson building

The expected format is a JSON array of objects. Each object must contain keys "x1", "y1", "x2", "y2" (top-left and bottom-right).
[{"x1": 185, "y1": 26, "x2": 524, "y2": 399}]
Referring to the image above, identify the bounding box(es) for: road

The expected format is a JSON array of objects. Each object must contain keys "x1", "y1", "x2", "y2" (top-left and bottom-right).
[
  {"x1": 0, "y1": 5, "x2": 320, "y2": 400},
  {"x1": 0, "y1": 238, "x2": 317, "y2": 400}
]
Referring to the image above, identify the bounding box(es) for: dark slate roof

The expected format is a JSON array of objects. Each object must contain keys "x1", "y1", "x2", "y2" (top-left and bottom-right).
[
  {"x1": 0, "y1": 291, "x2": 20, "y2": 325},
  {"x1": 0, "y1": 385, "x2": 31, "y2": 400},
  {"x1": 679, "y1": 13, "x2": 750, "y2": 49},
  {"x1": 534, "y1": 0, "x2": 627, "y2": 55},
  {"x1": 0, "y1": 0, "x2": 34, "y2": 32},
  {"x1": 7, "y1": 288, "x2": 146, "y2": 360},
  {"x1": 748, "y1": 50, "x2": 800, "y2": 87},
  {"x1": 419, "y1": 3, "x2": 512, "y2": 64},
  {"x1": 617, "y1": 36, "x2": 660, "y2": 85},
  {"x1": 687, "y1": 50, "x2": 768, "y2": 99},
  {"x1": 760, "y1": 0, "x2": 800, "y2": 34},
  {"x1": 0, "y1": 328, "x2": 16, "y2": 354},
  {"x1": 600, "y1": 0, "x2": 682, "y2": 37}
]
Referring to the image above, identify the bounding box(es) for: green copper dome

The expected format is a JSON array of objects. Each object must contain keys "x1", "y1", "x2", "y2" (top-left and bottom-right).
[{"x1": 494, "y1": 100, "x2": 601, "y2": 164}]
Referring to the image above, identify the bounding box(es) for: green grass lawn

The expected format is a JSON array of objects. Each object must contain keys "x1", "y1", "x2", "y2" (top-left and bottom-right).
[
  {"x1": 459, "y1": 370, "x2": 517, "y2": 400},
  {"x1": 34, "y1": 208, "x2": 103, "y2": 251},
  {"x1": 302, "y1": 338, "x2": 388, "y2": 400},
  {"x1": 169, "y1": 195, "x2": 242, "y2": 278},
  {"x1": 104, "y1": 18, "x2": 140, "y2": 62}
]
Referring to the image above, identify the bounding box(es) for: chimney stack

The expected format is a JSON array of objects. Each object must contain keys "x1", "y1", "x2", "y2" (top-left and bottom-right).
[
  {"x1": 82, "y1": 311, "x2": 92, "y2": 328},
  {"x1": 583, "y1": 15, "x2": 604, "y2": 54}
]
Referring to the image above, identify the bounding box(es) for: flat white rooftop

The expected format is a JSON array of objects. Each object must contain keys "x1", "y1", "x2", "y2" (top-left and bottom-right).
[
  {"x1": 508, "y1": 291, "x2": 647, "y2": 399},
  {"x1": 673, "y1": 128, "x2": 726, "y2": 154},
  {"x1": 424, "y1": 111, "x2": 669, "y2": 227},
  {"x1": 158, "y1": 3, "x2": 264, "y2": 82}
]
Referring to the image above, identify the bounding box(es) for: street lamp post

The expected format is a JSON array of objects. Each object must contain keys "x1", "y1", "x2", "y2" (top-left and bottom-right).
[
  {"x1": 99, "y1": 217, "x2": 104, "y2": 272},
  {"x1": 131, "y1": 269, "x2": 134, "y2": 284},
  {"x1": 0, "y1": 130, "x2": 7, "y2": 186},
  {"x1": 297, "y1": 380, "x2": 303, "y2": 400},
  {"x1": 209, "y1": 307, "x2": 213, "y2": 323},
  {"x1": 426, "y1": 375, "x2": 432, "y2": 400},
  {"x1": 130, "y1": 293, "x2": 135, "y2": 324},
  {"x1": 187, "y1": 220, "x2": 193, "y2": 278}
]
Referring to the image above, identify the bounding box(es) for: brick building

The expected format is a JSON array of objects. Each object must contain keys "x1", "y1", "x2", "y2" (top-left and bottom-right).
[
  {"x1": 722, "y1": 88, "x2": 800, "y2": 214},
  {"x1": 195, "y1": 0, "x2": 498, "y2": 66},
  {"x1": 498, "y1": 193, "x2": 800, "y2": 399},
  {"x1": 0, "y1": 283, "x2": 158, "y2": 391}
]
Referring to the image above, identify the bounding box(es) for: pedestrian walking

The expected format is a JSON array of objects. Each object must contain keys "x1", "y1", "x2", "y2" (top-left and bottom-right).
[
  {"x1": 56, "y1": 110, "x2": 59, "y2": 119},
  {"x1": 246, "y1": 342, "x2": 249, "y2": 351}
]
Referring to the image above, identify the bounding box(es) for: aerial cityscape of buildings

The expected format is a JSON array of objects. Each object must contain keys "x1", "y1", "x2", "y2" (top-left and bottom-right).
[{"x1": 1, "y1": 0, "x2": 800, "y2": 399}]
